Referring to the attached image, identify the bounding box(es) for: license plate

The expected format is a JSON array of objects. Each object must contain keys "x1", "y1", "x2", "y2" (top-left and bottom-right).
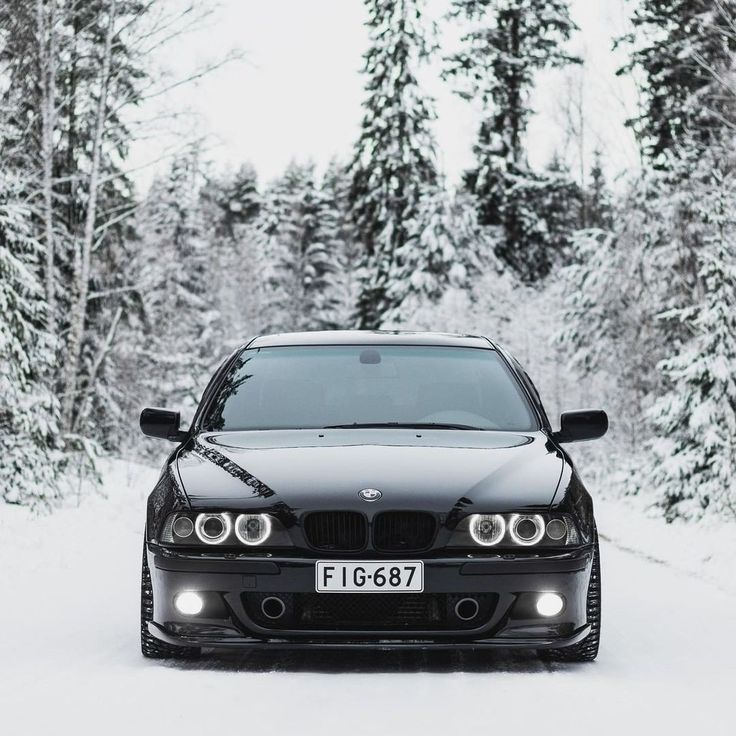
[{"x1": 315, "y1": 561, "x2": 424, "y2": 593}]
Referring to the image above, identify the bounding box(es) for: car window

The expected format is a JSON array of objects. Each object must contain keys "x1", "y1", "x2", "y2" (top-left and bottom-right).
[{"x1": 203, "y1": 345, "x2": 538, "y2": 432}]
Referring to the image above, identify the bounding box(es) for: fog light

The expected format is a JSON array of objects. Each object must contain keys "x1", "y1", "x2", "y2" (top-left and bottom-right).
[
  {"x1": 175, "y1": 591, "x2": 204, "y2": 615},
  {"x1": 536, "y1": 592, "x2": 564, "y2": 617}
]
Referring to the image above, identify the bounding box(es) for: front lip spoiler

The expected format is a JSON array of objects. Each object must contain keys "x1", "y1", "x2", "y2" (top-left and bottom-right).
[{"x1": 147, "y1": 621, "x2": 592, "y2": 650}]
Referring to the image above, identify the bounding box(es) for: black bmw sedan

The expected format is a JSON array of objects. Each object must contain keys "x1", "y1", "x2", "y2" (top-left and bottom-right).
[{"x1": 140, "y1": 331, "x2": 607, "y2": 661}]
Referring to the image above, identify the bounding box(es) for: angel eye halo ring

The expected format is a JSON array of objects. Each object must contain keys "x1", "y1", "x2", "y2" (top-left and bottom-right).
[
  {"x1": 468, "y1": 513, "x2": 506, "y2": 546},
  {"x1": 509, "y1": 514, "x2": 545, "y2": 546},
  {"x1": 194, "y1": 512, "x2": 232, "y2": 544},
  {"x1": 235, "y1": 513, "x2": 272, "y2": 545}
]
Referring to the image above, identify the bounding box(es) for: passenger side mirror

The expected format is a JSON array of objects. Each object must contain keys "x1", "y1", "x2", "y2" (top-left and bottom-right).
[
  {"x1": 552, "y1": 409, "x2": 608, "y2": 443},
  {"x1": 140, "y1": 407, "x2": 188, "y2": 442}
]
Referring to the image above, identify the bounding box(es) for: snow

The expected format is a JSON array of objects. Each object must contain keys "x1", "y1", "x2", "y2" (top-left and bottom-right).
[
  {"x1": 1, "y1": 458, "x2": 735, "y2": 735},
  {"x1": 595, "y1": 493, "x2": 736, "y2": 596}
]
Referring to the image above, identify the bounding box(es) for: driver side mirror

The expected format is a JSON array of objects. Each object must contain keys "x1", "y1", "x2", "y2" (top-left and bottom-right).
[
  {"x1": 552, "y1": 409, "x2": 608, "y2": 443},
  {"x1": 140, "y1": 407, "x2": 189, "y2": 442}
]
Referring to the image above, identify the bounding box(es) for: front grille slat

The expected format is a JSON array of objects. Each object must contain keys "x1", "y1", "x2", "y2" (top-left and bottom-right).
[
  {"x1": 304, "y1": 511, "x2": 367, "y2": 551},
  {"x1": 373, "y1": 511, "x2": 436, "y2": 552}
]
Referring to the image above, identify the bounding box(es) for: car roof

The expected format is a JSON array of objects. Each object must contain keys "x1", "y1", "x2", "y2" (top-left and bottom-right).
[{"x1": 246, "y1": 330, "x2": 494, "y2": 350}]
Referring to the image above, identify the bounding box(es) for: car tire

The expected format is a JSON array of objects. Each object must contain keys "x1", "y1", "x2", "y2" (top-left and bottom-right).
[
  {"x1": 141, "y1": 543, "x2": 201, "y2": 660},
  {"x1": 538, "y1": 535, "x2": 601, "y2": 663}
]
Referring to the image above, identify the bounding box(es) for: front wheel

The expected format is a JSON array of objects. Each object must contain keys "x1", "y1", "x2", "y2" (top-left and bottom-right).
[
  {"x1": 140, "y1": 543, "x2": 201, "y2": 660},
  {"x1": 538, "y1": 536, "x2": 601, "y2": 662}
]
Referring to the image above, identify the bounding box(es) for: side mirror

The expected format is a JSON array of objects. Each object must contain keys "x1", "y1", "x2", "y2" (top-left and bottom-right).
[
  {"x1": 552, "y1": 409, "x2": 608, "y2": 443},
  {"x1": 140, "y1": 407, "x2": 188, "y2": 442}
]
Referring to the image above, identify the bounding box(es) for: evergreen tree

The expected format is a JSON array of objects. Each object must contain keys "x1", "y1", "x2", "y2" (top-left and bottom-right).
[
  {"x1": 504, "y1": 155, "x2": 582, "y2": 279},
  {"x1": 47, "y1": 0, "x2": 148, "y2": 434},
  {"x1": 202, "y1": 163, "x2": 261, "y2": 240},
  {"x1": 197, "y1": 163, "x2": 263, "y2": 346},
  {"x1": 445, "y1": 0, "x2": 580, "y2": 281},
  {"x1": 321, "y1": 159, "x2": 361, "y2": 328},
  {"x1": 556, "y1": 173, "x2": 671, "y2": 453},
  {"x1": 614, "y1": 2, "x2": 736, "y2": 516},
  {"x1": 349, "y1": 0, "x2": 439, "y2": 328},
  {"x1": 137, "y1": 150, "x2": 221, "y2": 412},
  {"x1": 585, "y1": 149, "x2": 614, "y2": 229},
  {"x1": 1, "y1": 1, "x2": 152, "y2": 437},
  {"x1": 648, "y1": 169, "x2": 736, "y2": 519},
  {"x1": 0, "y1": 172, "x2": 63, "y2": 506},
  {"x1": 618, "y1": 0, "x2": 736, "y2": 164},
  {"x1": 259, "y1": 162, "x2": 339, "y2": 332},
  {"x1": 384, "y1": 186, "x2": 483, "y2": 321}
]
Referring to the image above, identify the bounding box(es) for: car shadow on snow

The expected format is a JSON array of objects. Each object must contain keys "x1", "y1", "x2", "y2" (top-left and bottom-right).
[{"x1": 163, "y1": 648, "x2": 575, "y2": 674}]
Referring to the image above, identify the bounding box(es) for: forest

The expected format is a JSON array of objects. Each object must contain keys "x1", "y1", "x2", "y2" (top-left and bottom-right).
[{"x1": 1, "y1": 0, "x2": 735, "y2": 523}]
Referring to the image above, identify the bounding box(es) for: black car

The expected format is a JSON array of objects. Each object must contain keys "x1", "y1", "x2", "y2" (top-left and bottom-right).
[{"x1": 140, "y1": 331, "x2": 607, "y2": 661}]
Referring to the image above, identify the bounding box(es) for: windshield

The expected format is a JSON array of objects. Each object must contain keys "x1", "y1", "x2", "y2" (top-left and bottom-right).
[{"x1": 203, "y1": 345, "x2": 538, "y2": 432}]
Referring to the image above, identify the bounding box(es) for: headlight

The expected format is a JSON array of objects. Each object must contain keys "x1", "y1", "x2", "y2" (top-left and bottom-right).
[
  {"x1": 508, "y1": 514, "x2": 545, "y2": 546},
  {"x1": 449, "y1": 513, "x2": 579, "y2": 548},
  {"x1": 468, "y1": 514, "x2": 506, "y2": 546},
  {"x1": 172, "y1": 516, "x2": 194, "y2": 538},
  {"x1": 160, "y1": 511, "x2": 290, "y2": 547},
  {"x1": 545, "y1": 518, "x2": 567, "y2": 540},
  {"x1": 195, "y1": 513, "x2": 232, "y2": 544},
  {"x1": 235, "y1": 513, "x2": 272, "y2": 545}
]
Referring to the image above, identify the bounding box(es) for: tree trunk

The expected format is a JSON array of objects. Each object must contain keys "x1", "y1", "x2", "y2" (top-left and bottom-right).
[
  {"x1": 73, "y1": 306, "x2": 123, "y2": 433},
  {"x1": 61, "y1": 0, "x2": 117, "y2": 432},
  {"x1": 509, "y1": 11, "x2": 521, "y2": 164},
  {"x1": 37, "y1": 0, "x2": 58, "y2": 335}
]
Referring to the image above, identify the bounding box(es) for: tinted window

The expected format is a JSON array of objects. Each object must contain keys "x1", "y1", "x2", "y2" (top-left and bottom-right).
[{"x1": 204, "y1": 345, "x2": 537, "y2": 431}]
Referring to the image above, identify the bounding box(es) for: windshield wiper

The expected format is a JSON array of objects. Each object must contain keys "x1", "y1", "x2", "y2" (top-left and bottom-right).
[{"x1": 322, "y1": 422, "x2": 482, "y2": 431}]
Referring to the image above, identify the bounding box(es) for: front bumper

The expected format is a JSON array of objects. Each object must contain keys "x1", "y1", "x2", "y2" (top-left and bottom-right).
[{"x1": 146, "y1": 544, "x2": 594, "y2": 650}]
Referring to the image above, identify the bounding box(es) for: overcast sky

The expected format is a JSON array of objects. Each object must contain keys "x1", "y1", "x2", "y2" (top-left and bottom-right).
[{"x1": 130, "y1": 0, "x2": 641, "y2": 193}]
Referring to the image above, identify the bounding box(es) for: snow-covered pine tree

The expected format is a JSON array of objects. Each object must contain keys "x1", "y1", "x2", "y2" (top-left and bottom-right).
[
  {"x1": 383, "y1": 186, "x2": 484, "y2": 323},
  {"x1": 559, "y1": 140, "x2": 736, "y2": 505},
  {"x1": 611, "y1": 1, "x2": 736, "y2": 515},
  {"x1": 556, "y1": 170, "x2": 673, "y2": 456},
  {"x1": 0, "y1": 0, "x2": 63, "y2": 337},
  {"x1": 0, "y1": 171, "x2": 63, "y2": 506},
  {"x1": 53, "y1": 0, "x2": 149, "y2": 435},
  {"x1": 202, "y1": 163, "x2": 261, "y2": 240},
  {"x1": 349, "y1": 0, "x2": 439, "y2": 328},
  {"x1": 136, "y1": 149, "x2": 221, "y2": 413},
  {"x1": 197, "y1": 163, "x2": 263, "y2": 347},
  {"x1": 618, "y1": 0, "x2": 736, "y2": 164},
  {"x1": 585, "y1": 149, "x2": 613, "y2": 229},
  {"x1": 647, "y1": 168, "x2": 736, "y2": 519},
  {"x1": 321, "y1": 159, "x2": 361, "y2": 328},
  {"x1": 445, "y1": 0, "x2": 580, "y2": 281},
  {"x1": 503, "y1": 155, "x2": 582, "y2": 280},
  {"x1": 2, "y1": 1, "x2": 226, "y2": 445},
  {"x1": 0, "y1": 0, "x2": 157, "y2": 441},
  {"x1": 259, "y1": 162, "x2": 339, "y2": 332}
]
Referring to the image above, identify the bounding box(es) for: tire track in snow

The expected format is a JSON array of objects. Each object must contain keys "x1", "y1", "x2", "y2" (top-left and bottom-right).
[{"x1": 598, "y1": 533, "x2": 736, "y2": 596}]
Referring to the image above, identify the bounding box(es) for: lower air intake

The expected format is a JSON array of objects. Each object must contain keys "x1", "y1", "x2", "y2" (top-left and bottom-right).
[{"x1": 243, "y1": 593, "x2": 497, "y2": 632}]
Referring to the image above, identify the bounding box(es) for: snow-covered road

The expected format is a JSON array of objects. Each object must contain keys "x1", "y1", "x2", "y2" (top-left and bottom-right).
[{"x1": 1, "y1": 461, "x2": 734, "y2": 735}]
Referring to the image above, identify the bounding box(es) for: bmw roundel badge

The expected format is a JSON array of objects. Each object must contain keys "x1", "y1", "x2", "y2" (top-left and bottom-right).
[{"x1": 358, "y1": 488, "x2": 382, "y2": 502}]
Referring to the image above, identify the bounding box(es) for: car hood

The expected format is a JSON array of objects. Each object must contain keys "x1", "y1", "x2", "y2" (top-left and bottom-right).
[{"x1": 175, "y1": 429, "x2": 565, "y2": 514}]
